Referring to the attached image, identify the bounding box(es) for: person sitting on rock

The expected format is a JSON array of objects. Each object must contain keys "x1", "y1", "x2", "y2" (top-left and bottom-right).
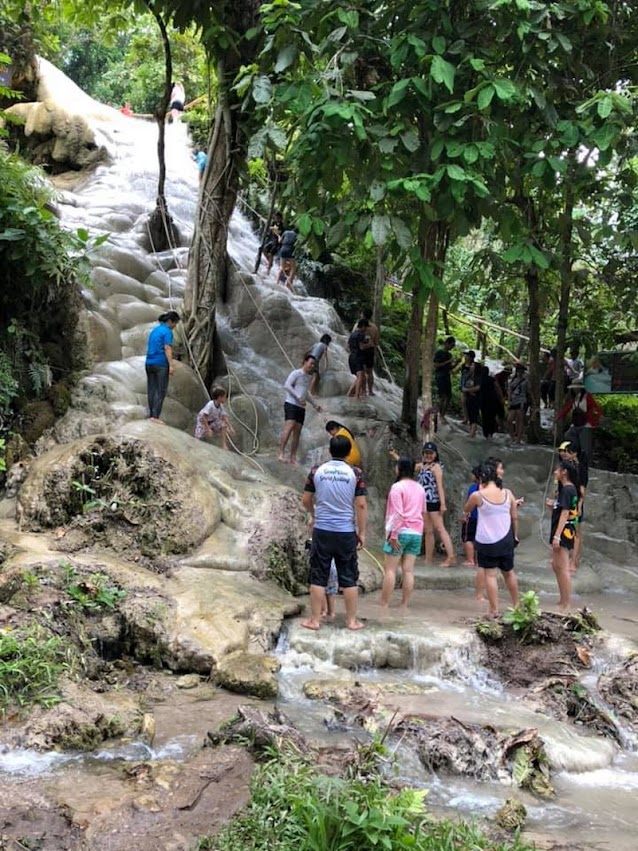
[{"x1": 194, "y1": 387, "x2": 235, "y2": 450}]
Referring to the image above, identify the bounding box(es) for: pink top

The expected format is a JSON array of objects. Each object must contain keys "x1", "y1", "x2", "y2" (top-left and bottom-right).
[{"x1": 385, "y1": 479, "x2": 426, "y2": 538}]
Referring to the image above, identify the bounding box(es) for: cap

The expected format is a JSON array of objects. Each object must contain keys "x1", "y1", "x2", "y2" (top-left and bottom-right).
[
  {"x1": 422, "y1": 441, "x2": 438, "y2": 453},
  {"x1": 559, "y1": 441, "x2": 577, "y2": 453}
]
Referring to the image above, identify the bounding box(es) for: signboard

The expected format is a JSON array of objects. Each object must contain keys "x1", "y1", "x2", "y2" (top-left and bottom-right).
[{"x1": 584, "y1": 350, "x2": 638, "y2": 394}]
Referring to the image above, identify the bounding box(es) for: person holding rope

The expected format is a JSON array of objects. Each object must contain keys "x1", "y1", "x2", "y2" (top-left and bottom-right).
[{"x1": 278, "y1": 355, "x2": 322, "y2": 465}]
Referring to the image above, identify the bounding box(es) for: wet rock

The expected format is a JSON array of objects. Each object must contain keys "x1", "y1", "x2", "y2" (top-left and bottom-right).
[
  {"x1": 215, "y1": 652, "x2": 280, "y2": 699},
  {"x1": 495, "y1": 798, "x2": 527, "y2": 831},
  {"x1": 598, "y1": 655, "x2": 638, "y2": 732},
  {"x1": 176, "y1": 674, "x2": 201, "y2": 690},
  {"x1": 303, "y1": 678, "x2": 432, "y2": 703}
]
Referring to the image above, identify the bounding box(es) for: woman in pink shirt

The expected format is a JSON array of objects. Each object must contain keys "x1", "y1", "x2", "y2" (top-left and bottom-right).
[{"x1": 379, "y1": 457, "x2": 427, "y2": 608}]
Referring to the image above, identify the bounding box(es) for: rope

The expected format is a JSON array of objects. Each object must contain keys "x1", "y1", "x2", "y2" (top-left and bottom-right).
[{"x1": 363, "y1": 546, "x2": 385, "y2": 576}]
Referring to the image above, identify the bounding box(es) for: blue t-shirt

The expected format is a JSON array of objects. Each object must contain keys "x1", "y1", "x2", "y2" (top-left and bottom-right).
[
  {"x1": 146, "y1": 323, "x2": 173, "y2": 367},
  {"x1": 466, "y1": 482, "x2": 479, "y2": 521}
]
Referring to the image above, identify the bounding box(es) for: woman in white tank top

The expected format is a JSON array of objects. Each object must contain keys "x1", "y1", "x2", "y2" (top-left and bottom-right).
[{"x1": 464, "y1": 462, "x2": 519, "y2": 617}]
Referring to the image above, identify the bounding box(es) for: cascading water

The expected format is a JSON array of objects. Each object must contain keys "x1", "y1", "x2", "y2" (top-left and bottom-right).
[{"x1": 4, "y1": 59, "x2": 638, "y2": 851}]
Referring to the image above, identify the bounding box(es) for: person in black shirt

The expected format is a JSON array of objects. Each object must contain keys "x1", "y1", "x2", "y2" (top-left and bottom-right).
[
  {"x1": 433, "y1": 336, "x2": 459, "y2": 422},
  {"x1": 548, "y1": 461, "x2": 579, "y2": 611},
  {"x1": 558, "y1": 440, "x2": 588, "y2": 570}
]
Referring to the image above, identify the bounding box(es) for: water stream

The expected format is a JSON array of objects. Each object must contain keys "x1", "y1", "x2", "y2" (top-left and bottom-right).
[{"x1": 2, "y1": 63, "x2": 638, "y2": 849}]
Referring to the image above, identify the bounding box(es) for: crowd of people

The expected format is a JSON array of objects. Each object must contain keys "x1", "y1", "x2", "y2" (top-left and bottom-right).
[
  {"x1": 142, "y1": 299, "x2": 595, "y2": 631},
  {"x1": 300, "y1": 428, "x2": 588, "y2": 631}
]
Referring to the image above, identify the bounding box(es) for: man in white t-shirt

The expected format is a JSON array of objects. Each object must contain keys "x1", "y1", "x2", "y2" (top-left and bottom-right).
[
  {"x1": 278, "y1": 355, "x2": 322, "y2": 464},
  {"x1": 301, "y1": 435, "x2": 367, "y2": 631}
]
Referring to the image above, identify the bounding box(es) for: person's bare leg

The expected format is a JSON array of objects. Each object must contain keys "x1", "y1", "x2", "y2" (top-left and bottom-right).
[
  {"x1": 484, "y1": 569, "x2": 500, "y2": 616},
  {"x1": 463, "y1": 540, "x2": 475, "y2": 566},
  {"x1": 278, "y1": 420, "x2": 295, "y2": 461},
  {"x1": 220, "y1": 427, "x2": 229, "y2": 451},
  {"x1": 553, "y1": 548, "x2": 572, "y2": 611},
  {"x1": 366, "y1": 367, "x2": 375, "y2": 396},
  {"x1": 432, "y1": 515, "x2": 455, "y2": 565},
  {"x1": 380, "y1": 554, "x2": 399, "y2": 606},
  {"x1": 516, "y1": 411, "x2": 524, "y2": 443},
  {"x1": 475, "y1": 567, "x2": 487, "y2": 601},
  {"x1": 325, "y1": 593, "x2": 336, "y2": 621},
  {"x1": 502, "y1": 569, "x2": 519, "y2": 609},
  {"x1": 424, "y1": 514, "x2": 435, "y2": 564},
  {"x1": 400, "y1": 554, "x2": 416, "y2": 608},
  {"x1": 355, "y1": 371, "x2": 365, "y2": 400},
  {"x1": 302, "y1": 584, "x2": 326, "y2": 629},
  {"x1": 572, "y1": 529, "x2": 582, "y2": 571},
  {"x1": 342, "y1": 586, "x2": 364, "y2": 629},
  {"x1": 289, "y1": 422, "x2": 303, "y2": 464}
]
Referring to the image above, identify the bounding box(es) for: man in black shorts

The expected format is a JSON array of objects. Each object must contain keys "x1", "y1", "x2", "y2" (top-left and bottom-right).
[
  {"x1": 301, "y1": 435, "x2": 367, "y2": 631},
  {"x1": 433, "y1": 336, "x2": 458, "y2": 421},
  {"x1": 278, "y1": 355, "x2": 322, "y2": 464}
]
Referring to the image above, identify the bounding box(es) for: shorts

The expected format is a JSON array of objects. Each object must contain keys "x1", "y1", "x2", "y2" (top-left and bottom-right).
[
  {"x1": 194, "y1": 418, "x2": 224, "y2": 439},
  {"x1": 349, "y1": 353, "x2": 364, "y2": 375},
  {"x1": 476, "y1": 549, "x2": 515, "y2": 571},
  {"x1": 170, "y1": 100, "x2": 184, "y2": 112},
  {"x1": 426, "y1": 501, "x2": 441, "y2": 513},
  {"x1": 383, "y1": 532, "x2": 423, "y2": 557},
  {"x1": 309, "y1": 529, "x2": 359, "y2": 589},
  {"x1": 362, "y1": 349, "x2": 375, "y2": 369},
  {"x1": 284, "y1": 402, "x2": 305, "y2": 424},
  {"x1": 550, "y1": 526, "x2": 576, "y2": 550},
  {"x1": 436, "y1": 375, "x2": 452, "y2": 397},
  {"x1": 462, "y1": 517, "x2": 477, "y2": 543},
  {"x1": 280, "y1": 247, "x2": 294, "y2": 260}
]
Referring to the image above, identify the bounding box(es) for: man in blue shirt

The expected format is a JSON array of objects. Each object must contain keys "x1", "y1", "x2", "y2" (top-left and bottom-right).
[{"x1": 301, "y1": 435, "x2": 367, "y2": 631}]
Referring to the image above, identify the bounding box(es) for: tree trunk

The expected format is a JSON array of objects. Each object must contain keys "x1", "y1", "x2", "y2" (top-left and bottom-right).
[
  {"x1": 144, "y1": 1, "x2": 179, "y2": 253},
  {"x1": 554, "y1": 178, "x2": 575, "y2": 416},
  {"x1": 182, "y1": 0, "x2": 261, "y2": 389},
  {"x1": 372, "y1": 243, "x2": 385, "y2": 331},
  {"x1": 182, "y1": 78, "x2": 239, "y2": 384},
  {"x1": 421, "y1": 291, "x2": 439, "y2": 415},
  {"x1": 401, "y1": 291, "x2": 425, "y2": 437},
  {"x1": 525, "y1": 266, "x2": 542, "y2": 444}
]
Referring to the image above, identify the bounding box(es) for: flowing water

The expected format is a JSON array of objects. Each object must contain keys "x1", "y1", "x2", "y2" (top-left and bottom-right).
[{"x1": 2, "y1": 62, "x2": 638, "y2": 849}]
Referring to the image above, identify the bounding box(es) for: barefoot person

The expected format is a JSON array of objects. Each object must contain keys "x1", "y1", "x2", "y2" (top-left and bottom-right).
[
  {"x1": 194, "y1": 387, "x2": 235, "y2": 450},
  {"x1": 145, "y1": 310, "x2": 180, "y2": 423},
  {"x1": 301, "y1": 435, "x2": 367, "y2": 631},
  {"x1": 548, "y1": 461, "x2": 579, "y2": 611},
  {"x1": 465, "y1": 461, "x2": 519, "y2": 618},
  {"x1": 379, "y1": 456, "x2": 426, "y2": 609},
  {"x1": 278, "y1": 355, "x2": 322, "y2": 464},
  {"x1": 415, "y1": 442, "x2": 455, "y2": 566}
]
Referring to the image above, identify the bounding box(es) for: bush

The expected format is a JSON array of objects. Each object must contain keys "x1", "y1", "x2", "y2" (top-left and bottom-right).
[
  {"x1": 595, "y1": 395, "x2": 638, "y2": 473},
  {"x1": 0, "y1": 624, "x2": 69, "y2": 712},
  {"x1": 198, "y1": 749, "x2": 534, "y2": 851}
]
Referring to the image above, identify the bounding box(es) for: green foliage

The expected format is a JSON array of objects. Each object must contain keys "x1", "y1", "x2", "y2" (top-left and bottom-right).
[
  {"x1": 503, "y1": 592, "x2": 542, "y2": 644},
  {"x1": 595, "y1": 395, "x2": 638, "y2": 473},
  {"x1": 476, "y1": 620, "x2": 505, "y2": 642},
  {"x1": 0, "y1": 624, "x2": 69, "y2": 712},
  {"x1": 61, "y1": 562, "x2": 127, "y2": 611},
  {"x1": 199, "y1": 749, "x2": 533, "y2": 851}
]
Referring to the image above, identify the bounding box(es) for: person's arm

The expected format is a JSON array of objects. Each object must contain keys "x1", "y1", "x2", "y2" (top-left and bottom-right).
[
  {"x1": 588, "y1": 394, "x2": 603, "y2": 427},
  {"x1": 355, "y1": 495, "x2": 367, "y2": 549},
  {"x1": 463, "y1": 491, "x2": 481, "y2": 514},
  {"x1": 434, "y1": 464, "x2": 446, "y2": 512},
  {"x1": 302, "y1": 491, "x2": 315, "y2": 532},
  {"x1": 509, "y1": 491, "x2": 519, "y2": 541},
  {"x1": 552, "y1": 509, "x2": 569, "y2": 548},
  {"x1": 164, "y1": 343, "x2": 174, "y2": 375},
  {"x1": 389, "y1": 448, "x2": 400, "y2": 462}
]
